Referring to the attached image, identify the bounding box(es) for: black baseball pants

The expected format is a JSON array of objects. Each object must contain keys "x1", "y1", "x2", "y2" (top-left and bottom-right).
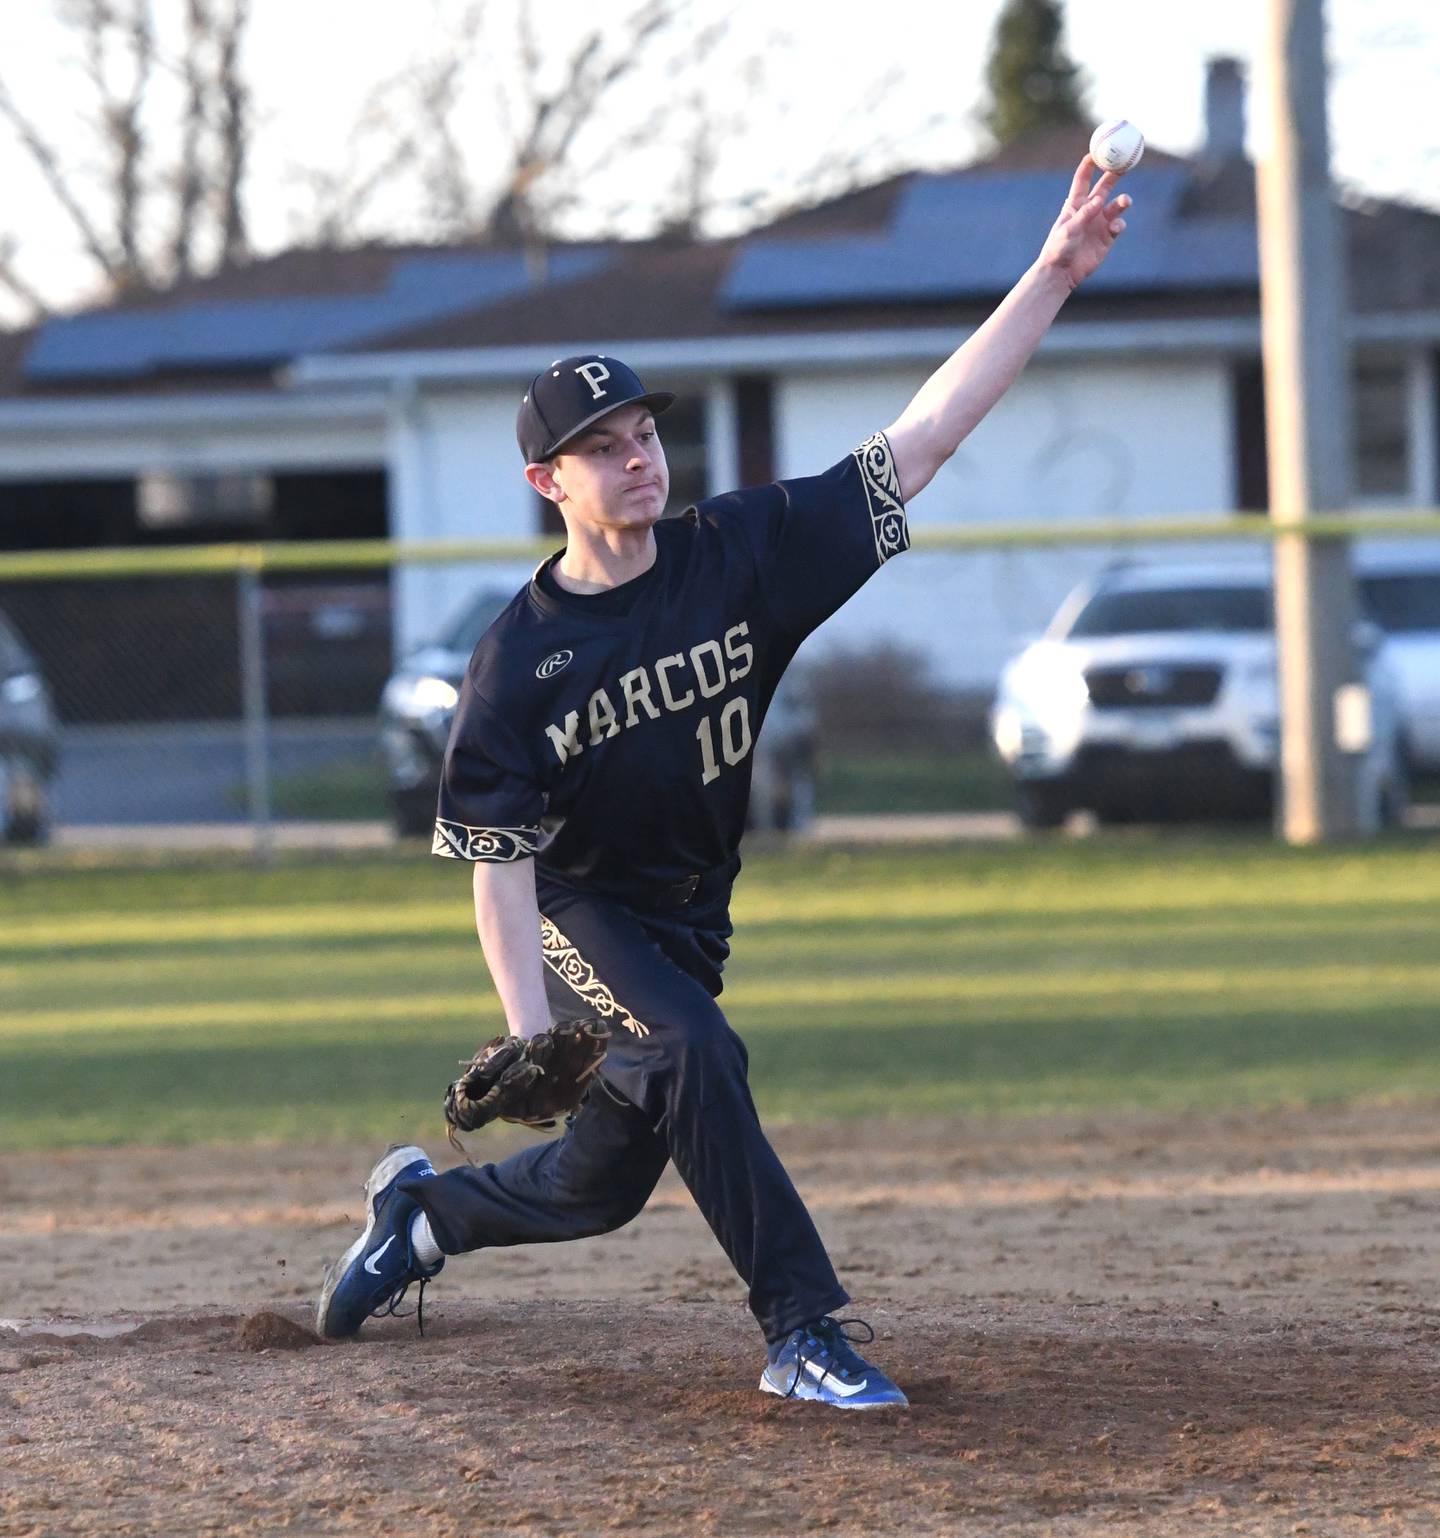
[{"x1": 401, "y1": 875, "x2": 849, "y2": 1343}]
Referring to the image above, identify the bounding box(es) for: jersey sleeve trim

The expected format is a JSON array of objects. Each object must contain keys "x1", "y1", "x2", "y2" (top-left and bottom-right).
[
  {"x1": 432, "y1": 819, "x2": 540, "y2": 863},
  {"x1": 853, "y1": 431, "x2": 909, "y2": 567}
]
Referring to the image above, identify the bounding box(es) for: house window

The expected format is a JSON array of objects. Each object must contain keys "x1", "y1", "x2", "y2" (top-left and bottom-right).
[
  {"x1": 138, "y1": 471, "x2": 274, "y2": 530},
  {"x1": 1230, "y1": 360, "x2": 1268, "y2": 513},
  {"x1": 534, "y1": 392, "x2": 708, "y2": 535},
  {"x1": 737, "y1": 375, "x2": 776, "y2": 487},
  {"x1": 1233, "y1": 358, "x2": 1418, "y2": 511},
  {"x1": 1353, "y1": 361, "x2": 1410, "y2": 500}
]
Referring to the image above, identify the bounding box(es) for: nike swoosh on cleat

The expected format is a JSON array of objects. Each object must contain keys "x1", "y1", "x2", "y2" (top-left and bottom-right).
[
  {"x1": 799, "y1": 1360, "x2": 868, "y2": 1398},
  {"x1": 363, "y1": 1236, "x2": 397, "y2": 1275}
]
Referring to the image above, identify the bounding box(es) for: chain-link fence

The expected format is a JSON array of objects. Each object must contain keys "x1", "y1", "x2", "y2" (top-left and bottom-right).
[
  {"x1": 0, "y1": 516, "x2": 1436, "y2": 856},
  {"x1": 0, "y1": 544, "x2": 529, "y2": 853},
  {"x1": 0, "y1": 566, "x2": 378, "y2": 845}
]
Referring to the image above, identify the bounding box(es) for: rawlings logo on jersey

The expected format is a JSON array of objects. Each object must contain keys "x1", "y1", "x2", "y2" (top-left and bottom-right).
[
  {"x1": 543, "y1": 621, "x2": 753, "y2": 764},
  {"x1": 536, "y1": 650, "x2": 574, "y2": 679}
]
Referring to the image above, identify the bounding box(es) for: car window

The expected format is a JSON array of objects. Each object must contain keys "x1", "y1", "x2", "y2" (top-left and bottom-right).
[
  {"x1": 1064, "y1": 585, "x2": 1273, "y2": 638},
  {"x1": 439, "y1": 590, "x2": 513, "y2": 652},
  {"x1": 1359, "y1": 573, "x2": 1440, "y2": 634}
]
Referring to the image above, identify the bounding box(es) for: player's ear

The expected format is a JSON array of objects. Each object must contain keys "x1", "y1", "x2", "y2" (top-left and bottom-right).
[{"x1": 525, "y1": 460, "x2": 565, "y2": 503}]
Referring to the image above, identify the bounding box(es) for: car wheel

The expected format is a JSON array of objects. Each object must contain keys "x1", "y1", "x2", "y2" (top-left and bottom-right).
[
  {"x1": 1013, "y1": 780, "x2": 1071, "y2": 831},
  {"x1": 773, "y1": 768, "x2": 816, "y2": 833},
  {"x1": 2, "y1": 758, "x2": 49, "y2": 846},
  {"x1": 1378, "y1": 739, "x2": 1412, "y2": 830},
  {"x1": 1094, "y1": 797, "x2": 1145, "y2": 826}
]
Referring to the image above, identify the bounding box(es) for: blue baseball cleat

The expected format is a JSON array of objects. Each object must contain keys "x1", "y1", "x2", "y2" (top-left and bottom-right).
[
  {"x1": 316, "y1": 1144, "x2": 444, "y2": 1339},
  {"x1": 760, "y1": 1316, "x2": 909, "y2": 1409}
]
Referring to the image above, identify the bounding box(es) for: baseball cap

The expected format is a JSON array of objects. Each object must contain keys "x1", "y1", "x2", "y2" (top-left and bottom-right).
[{"x1": 516, "y1": 354, "x2": 676, "y2": 464}]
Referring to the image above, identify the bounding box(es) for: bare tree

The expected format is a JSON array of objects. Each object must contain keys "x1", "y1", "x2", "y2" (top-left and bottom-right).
[
  {"x1": 303, "y1": 0, "x2": 707, "y2": 246},
  {"x1": 0, "y1": 0, "x2": 959, "y2": 318},
  {"x1": 212, "y1": 0, "x2": 251, "y2": 265},
  {"x1": 284, "y1": 73, "x2": 427, "y2": 248},
  {"x1": 388, "y1": 2, "x2": 939, "y2": 245},
  {"x1": 288, "y1": 3, "x2": 485, "y2": 247},
  {"x1": 0, "y1": 236, "x2": 54, "y2": 317},
  {"x1": 170, "y1": 0, "x2": 210, "y2": 280},
  {"x1": 0, "y1": 0, "x2": 253, "y2": 312},
  {"x1": 643, "y1": 43, "x2": 946, "y2": 240},
  {"x1": 77, "y1": 0, "x2": 156, "y2": 287},
  {"x1": 481, "y1": 0, "x2": 682, "y2": 241}
]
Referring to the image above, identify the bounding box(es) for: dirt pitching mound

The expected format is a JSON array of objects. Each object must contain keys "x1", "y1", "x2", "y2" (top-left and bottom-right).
[
  {"x1": 236, "y1": 1310, "x2": 326, "y2": 1352},
  {"x1": 4, "y1": 1104, "x2": 1440, "y2": 1534},
  {"x1": 4, "y1": 1298, "x2": 1440, "y2": 1535}
]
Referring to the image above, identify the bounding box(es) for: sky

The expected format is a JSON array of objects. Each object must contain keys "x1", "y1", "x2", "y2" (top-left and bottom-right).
[{"x1": 0, "y1": 0, "x2": 1435, "y2": 325}]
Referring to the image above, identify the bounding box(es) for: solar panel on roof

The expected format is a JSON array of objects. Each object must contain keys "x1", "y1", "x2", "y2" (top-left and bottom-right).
[
  {"x1": 719, "y1": 166, "x2": 1256, "y2": 311},
  {"x1": 24, "y1": 248, "x2": 611, "y2": 381}
]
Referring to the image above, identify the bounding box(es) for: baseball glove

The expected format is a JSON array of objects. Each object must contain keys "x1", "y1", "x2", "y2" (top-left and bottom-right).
[{"x1": 443, "y1": 1017, "x2": 611, "y2": 1145}]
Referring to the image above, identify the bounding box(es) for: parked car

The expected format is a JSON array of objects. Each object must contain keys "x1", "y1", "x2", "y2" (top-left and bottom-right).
[
  {"x1": 381, "y1": 586, "x2": 514, "y2": 837},
  {"x1": 262, "y1": 578, "x2": 393, "y2": 718},
  {"x1": 739, "y1": 677, "x2": 818, "y2": 834},
  {"x1": 380, "y1": 586, "x2": 817, "y2": 837},
  {"x1": 1357, "y1": 556, "x2": 1440, "y2": 774},
  {"x1": 0, "y1": 607, "x2": 59, "y2": 844},
  {"x1": 990, "y1": 561, "x2": 1408, "y2": 829}
]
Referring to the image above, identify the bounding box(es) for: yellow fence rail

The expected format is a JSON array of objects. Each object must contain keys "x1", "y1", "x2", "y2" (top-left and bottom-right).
[{"x1": 0, "y1": 511, "x2": 1435, "y2": 583}]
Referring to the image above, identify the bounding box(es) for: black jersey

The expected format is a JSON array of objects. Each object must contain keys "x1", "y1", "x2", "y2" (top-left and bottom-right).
[{"x1": 432, "y1": 431, "x2": 908, "y2": 898}]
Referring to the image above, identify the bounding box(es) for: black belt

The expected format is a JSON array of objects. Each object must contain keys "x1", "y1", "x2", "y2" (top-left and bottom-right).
[
  {"x1": 538, "y1": 856, "x2": 739, "y2": 915},
  {"x1": 643, "y1": 856, "x2": 740, "y2": 914},
  {"x1": 655, "y1": 873, "x2": 703, "y2": 909}
]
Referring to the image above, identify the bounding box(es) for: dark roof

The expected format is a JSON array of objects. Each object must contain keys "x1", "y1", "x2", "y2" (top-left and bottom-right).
[
  {"x1": 756, "y1": 174, "x2": 914, "y2": 238},
  {"x1": 23, "y1": 246, "x2": 615, "y2": 382},
  {"x1": 1339, "y1": 195, "x2": 1440, "y2": 311},
  {"x1": 722, "y1": 165, "x2": 1260, "y2": 312},
  {"x1": 6, "y1": 129, "x2": 1440, "y2": 398}
]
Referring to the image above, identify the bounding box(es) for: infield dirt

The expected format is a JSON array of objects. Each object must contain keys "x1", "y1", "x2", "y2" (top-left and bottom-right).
[{"x1": 4, "y1": 1104, "x2": 1440, "y2": 1536}]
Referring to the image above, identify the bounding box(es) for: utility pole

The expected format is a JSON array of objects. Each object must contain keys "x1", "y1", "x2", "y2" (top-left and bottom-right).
[{"x1": 1257, "y1": 0, "x2": 1365, "y2": 841}]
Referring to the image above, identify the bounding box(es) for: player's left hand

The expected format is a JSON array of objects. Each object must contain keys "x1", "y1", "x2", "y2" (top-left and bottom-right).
[
  {"x1": 443, "y1": 1017, "x2": 611, "y2": 1147},
  {"x1": 1037, "y1": 155, "x2": 1132, "y2": 290}
]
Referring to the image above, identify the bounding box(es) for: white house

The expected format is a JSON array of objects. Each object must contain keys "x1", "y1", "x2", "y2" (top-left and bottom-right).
[{"x1": 1, "y1": 60, "x2": 1436, "y2": 701}]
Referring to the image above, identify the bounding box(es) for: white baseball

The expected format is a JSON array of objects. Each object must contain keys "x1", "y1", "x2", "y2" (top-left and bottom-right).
[{"x1": 1089, "y1": 119, "x2": 1145, "y2": 175}]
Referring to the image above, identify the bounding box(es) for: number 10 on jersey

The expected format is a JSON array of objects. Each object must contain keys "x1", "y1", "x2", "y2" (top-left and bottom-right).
[{"x1": 696, "y1": 697, "x2": 753, "y2": 785}]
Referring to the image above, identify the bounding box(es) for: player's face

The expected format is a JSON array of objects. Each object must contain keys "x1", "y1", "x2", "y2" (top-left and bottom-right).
[{"x1": 545, "y1": 404, "x2": 670, "y2": 531}]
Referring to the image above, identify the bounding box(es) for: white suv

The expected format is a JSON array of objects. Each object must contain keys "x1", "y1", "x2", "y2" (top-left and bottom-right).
[
  {"x1": 1357, "y1": 556, "x2": 1440, "y2": 773},
  {"x1": 990, "y1": 561, "x2": 1408, "y2": 828}
]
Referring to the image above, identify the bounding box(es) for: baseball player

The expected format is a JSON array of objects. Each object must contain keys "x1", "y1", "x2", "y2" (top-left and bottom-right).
[{"x1": 317, "y1": 157, "x2": 1132, "y2": 1408}]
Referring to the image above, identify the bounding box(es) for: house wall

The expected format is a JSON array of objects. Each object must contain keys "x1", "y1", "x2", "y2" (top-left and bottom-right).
[
  {"x1": 772, "y1": 357, "x2": 1237, "y2": 688},
  {"x1": 388, "y1": 383, "x2": 540, "y2": 644}
]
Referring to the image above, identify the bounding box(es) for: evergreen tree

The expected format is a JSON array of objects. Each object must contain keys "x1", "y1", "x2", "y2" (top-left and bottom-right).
[{"x1": 981, "y1": 0, "x2": 1090, "y2": 146}]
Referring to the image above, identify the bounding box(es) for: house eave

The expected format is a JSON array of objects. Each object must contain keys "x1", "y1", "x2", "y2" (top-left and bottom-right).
[{"x1": 0, "y1": 384, "x2": 389, "y2": 436}]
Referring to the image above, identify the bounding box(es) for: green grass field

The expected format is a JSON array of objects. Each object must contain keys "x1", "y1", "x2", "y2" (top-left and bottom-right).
[
  {"x1": 260, "y1": 748, "x2": 1012, "y2": 820},
  {"x1": 3, "y1": 835, "x2": 1438, "y2": 1150}
]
